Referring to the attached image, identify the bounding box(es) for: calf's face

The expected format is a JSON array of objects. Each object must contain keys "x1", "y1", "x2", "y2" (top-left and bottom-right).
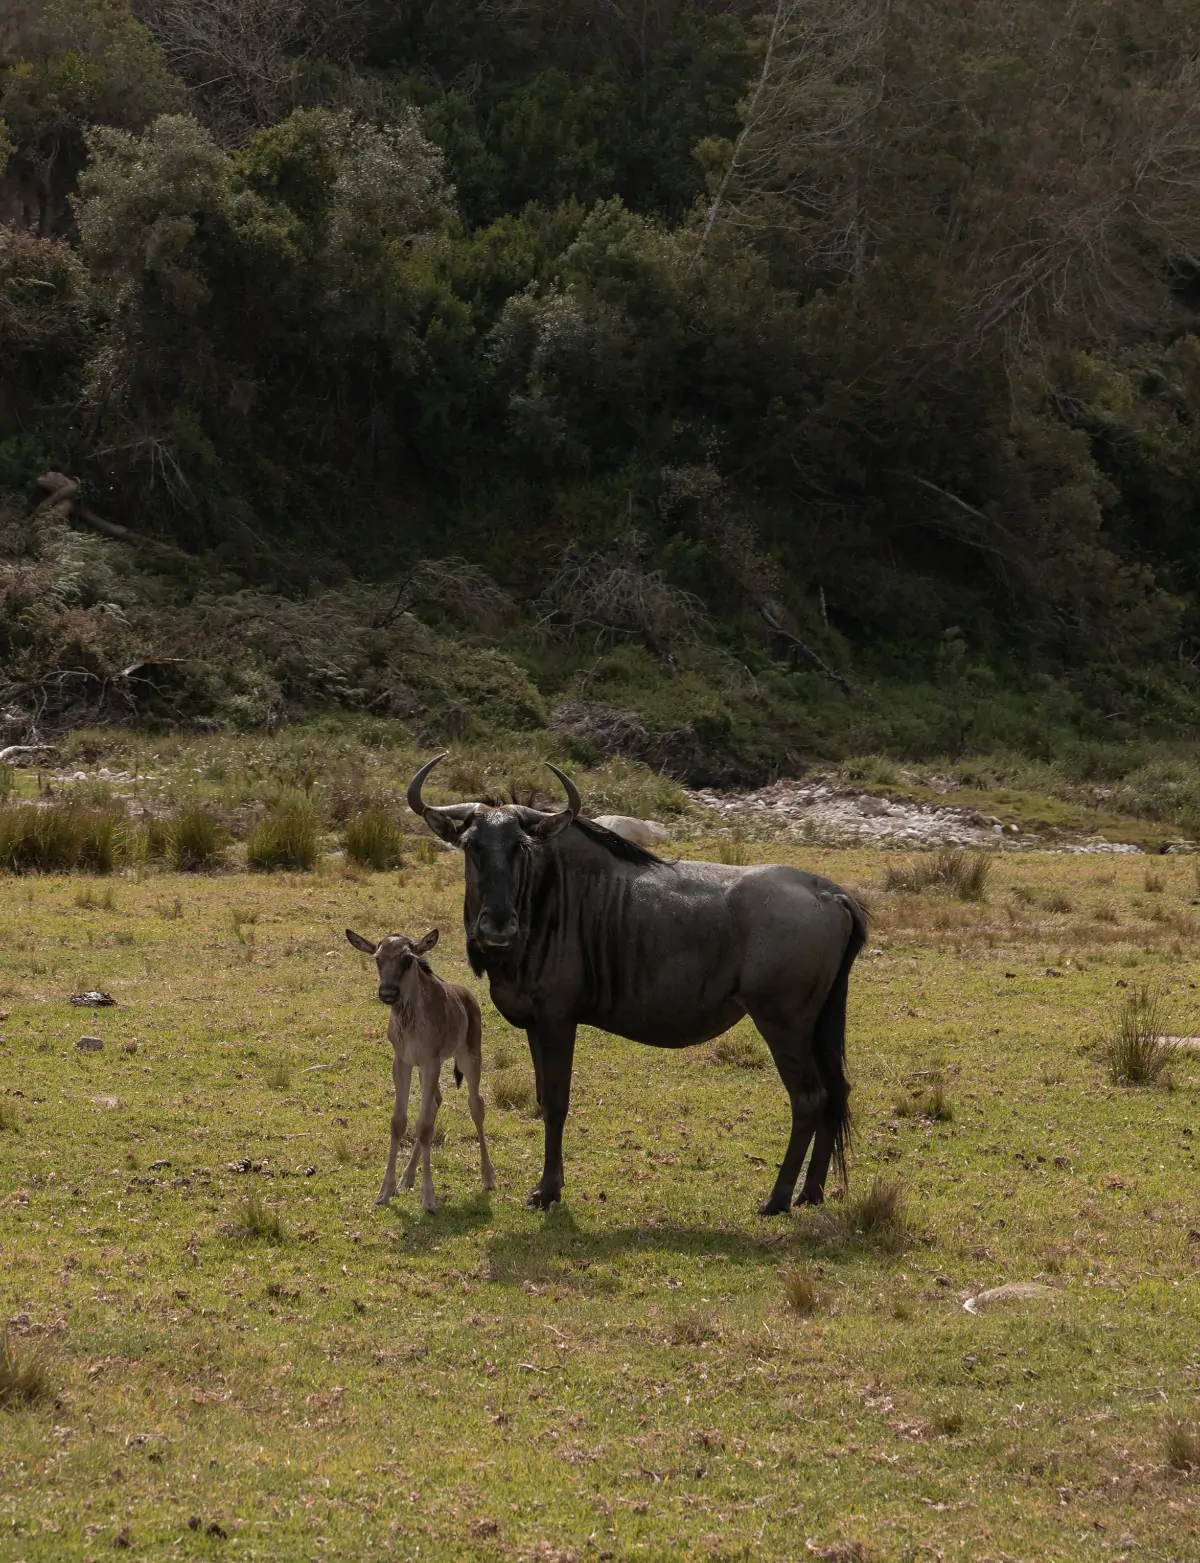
[{"x1": 346, "y1": 927, "x2": 439, "y2": 1006}]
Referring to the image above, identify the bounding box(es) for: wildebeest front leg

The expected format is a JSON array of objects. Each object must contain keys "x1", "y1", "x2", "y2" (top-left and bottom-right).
[
  {"x1": 527, "y1": 1021, "x2": 575, "y2": 1209},
  {"x1": 401, "y1": 1064, "x2": 441, "y2": 1212},
  {"x1": 378, "y1": 1054, "x2": 412, "y2": 1206}
]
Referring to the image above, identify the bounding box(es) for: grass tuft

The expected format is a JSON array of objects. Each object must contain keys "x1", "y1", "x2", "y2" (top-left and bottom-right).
[
  {"x1": 247, "y1": 797, "x2": 320, "y2": 872},
  {"x1": 1100, "y1": 983, "x2": 1175, "y2": 1086},
  {"x1": 265, "y1": 1059, "x2": 291, "y2": 1090},
  {"x1": 1164, "y1": 1418, "x2": 1200, "y2": 1474},
  {"x1": 711, "y1": 834, "x2": 752, "y2": 865},
  {"x1": 847, "y1": 1175, "x2": 910, "y2": 1249},
  {"x1": 0, "y1": 1099, "x2": 19, "y2": 1133},
  {"x1": 490, "y1": 1070, "x2": 538, "y2": 1114},
  {"x1": 232, "y1": 1188, "x2": 285, "y2": 1244},
  {"x1": 780, "y1": 1265, "x2": 821, "y2": 1316},
  {"x1": 0, "y1": 1330, "x2": 52, "y2": 1408},
  {"x1": 342, "y1": 809, "x2": 404, "y2": 871},
  {"x1": 74, "y1": 883, "x2": 117, "y2": 911},
  {"x1": 0, "y1": 802, "x2": 125, "y2": 874},
  {"x1": 169, "y1": 804, "x2": 226, "y2": 872},
  {"x1": 884, "y1": 848, "x2": 992, "y2": 901},
  {"x1": 710, "y1": 1031, "x2": 768, "y2": 1069}
]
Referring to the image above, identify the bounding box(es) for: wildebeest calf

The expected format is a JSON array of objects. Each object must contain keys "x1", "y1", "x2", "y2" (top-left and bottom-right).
[{"x1": 345, "y1": 926, "x2": 495, "y2": 1211}]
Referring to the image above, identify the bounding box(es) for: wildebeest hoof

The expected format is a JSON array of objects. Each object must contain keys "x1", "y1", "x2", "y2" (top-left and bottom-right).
[
  {"x1": 422, "y1": 1195, "x2": 437, "y2": 1213},
  {"x1": 527, "y1": 1184, "x2": 560, "y2": 1210},
  {"x1": 375, "y1": 1188, "x2": 394, "y2": 1207},
  {"x1": 758, "y1": 1194, "x2": 792, "y2": 1217},
  {"x1": 794, "y1": 1184, "x2": 824, "y2": 1207}
]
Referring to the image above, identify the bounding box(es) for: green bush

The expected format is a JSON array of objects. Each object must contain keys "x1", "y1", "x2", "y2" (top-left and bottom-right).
[
  {"x1": 247, "y1": 797, "x2": 320, "y2": 872},
  {"x1": 342, "y1": 808, "x2": 404, "y2": 870},
  {"x1": 168, "y1": 804, "x2": 226, "y2": 872}
]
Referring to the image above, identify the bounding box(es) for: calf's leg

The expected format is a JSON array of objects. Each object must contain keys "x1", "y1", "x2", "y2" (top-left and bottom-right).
[
  {"x1": 401, "y1": 1063, "x2": 442, "y2": 1212},
  {"x1": 378, "y1": 1054, "x2": 412, "y2": 1206},
  {"x1": 458, "y1": 1044, "x2": 495, "y2": 1192}
]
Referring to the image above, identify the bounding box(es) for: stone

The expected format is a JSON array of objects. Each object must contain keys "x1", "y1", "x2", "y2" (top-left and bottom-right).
[{"x1": 76, "y1": 1036, "x2": 103, "y2": 1051}]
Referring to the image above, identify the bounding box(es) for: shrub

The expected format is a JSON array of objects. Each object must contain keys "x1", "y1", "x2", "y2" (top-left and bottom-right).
[
  {"x1": 247, "y1": 797, "x2": 319, "y2": 872},
  {"x1": 884, "y1": 848, "x2": 992, "y2": 901},
  {"x1": 342, "y1": 808, "x2": 404, "y2": 870},
  {"x1": 168, "y1": 804, "x2": 226, "y2": 871},
  {"x1": 0, "y1": 1330, "x2": 51, "y2": 1408},
  {"x1": 1101, "y1": 983, "x2": 1174, "y2": 1086}
]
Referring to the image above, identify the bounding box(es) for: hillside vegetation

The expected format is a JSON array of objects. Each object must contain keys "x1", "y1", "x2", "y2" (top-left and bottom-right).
[{"x1": 4, "y1": 2, "x2": 1200, "y2": 781}]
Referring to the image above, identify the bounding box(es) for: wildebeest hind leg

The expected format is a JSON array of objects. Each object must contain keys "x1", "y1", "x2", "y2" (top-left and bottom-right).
[
  {"x1": 751, "y1": 1014, "x2": 825, "y2": 1217},
  {"x1": 795, "y1": 1125, "x2": 836, "y2": 1205}
]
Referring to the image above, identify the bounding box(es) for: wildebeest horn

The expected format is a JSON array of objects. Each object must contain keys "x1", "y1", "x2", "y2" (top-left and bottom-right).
[
  {"x1": 526, "y1": 760, "x2": 581, "y2": 840},
  {"x1": 545, "y1": 761, "x2": 581, "y2": 819},
  {"x1": 406, "y1": 752, "x2": 449, "y2": 817}
]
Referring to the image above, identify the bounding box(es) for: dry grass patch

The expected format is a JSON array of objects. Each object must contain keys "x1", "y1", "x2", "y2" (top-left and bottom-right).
[
  {"x1": 780, "y1": 1264, "x2": 821, "y2": 1315},
  {"x1": 884, "y1": 849, "x2": 992, "y2": 901},
  {"x1": 710, "y1": 1031, "x2": 768, "y2": 1069},
  {"x1": 1164, "y1": 1418, "x2": 1200, "y2": 1474}
]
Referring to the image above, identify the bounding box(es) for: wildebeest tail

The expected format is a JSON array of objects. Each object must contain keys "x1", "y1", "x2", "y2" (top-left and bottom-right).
[
  {"x1": 453, "y1": 1063, "x2": 463, "y2": 1088},
  {"x1": 813, "y1": 893, "x2": 868, "y2": 1186}
]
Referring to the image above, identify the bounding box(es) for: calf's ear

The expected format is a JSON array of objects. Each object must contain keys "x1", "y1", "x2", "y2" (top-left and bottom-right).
[
  {"x1": 345, "y1": 929, "x2": 378, "y2": 955},
  {"x1": 415, "y1": 928, "x2": 439, "y2": 954}
]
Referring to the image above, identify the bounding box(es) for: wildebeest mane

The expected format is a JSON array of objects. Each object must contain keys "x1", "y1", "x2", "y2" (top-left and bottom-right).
[{"x1": 572, "y1": 815, "x2": 663, "y2": 864}]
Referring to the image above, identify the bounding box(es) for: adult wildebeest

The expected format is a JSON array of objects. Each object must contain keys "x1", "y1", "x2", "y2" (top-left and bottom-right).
[
  {"x1": 407, "y1": 755, "x2": 867, "y2": 1215},
  {"x1": 345, "y1": 925, "x2": 495, "y2": 1212}
]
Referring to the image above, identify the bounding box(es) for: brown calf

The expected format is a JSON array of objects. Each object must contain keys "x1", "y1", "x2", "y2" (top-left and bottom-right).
[{"x1": 345, "y1": 926, "x2": 495, "y2": 1212}]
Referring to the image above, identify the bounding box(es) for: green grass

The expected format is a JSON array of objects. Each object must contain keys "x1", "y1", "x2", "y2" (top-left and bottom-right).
[{"x1": 0, "y1": 849, "x2": 1199, "y2": 1558}]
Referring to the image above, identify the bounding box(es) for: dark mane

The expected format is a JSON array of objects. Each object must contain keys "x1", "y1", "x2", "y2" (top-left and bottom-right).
[{"x1": 572, "y1": 815, "x2": 664, "y2": 865}]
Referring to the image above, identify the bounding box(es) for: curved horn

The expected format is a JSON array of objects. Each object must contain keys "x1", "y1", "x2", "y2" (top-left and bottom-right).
[
  {"x1": 545, "y1": 761, "x2": 581, "y2": 819},
  {"x1": 407, "y1": 752, "x2": 449, "y2": 817},
  {"x1": 526, "y1": 760, "x2": 581, "y2": 840}
]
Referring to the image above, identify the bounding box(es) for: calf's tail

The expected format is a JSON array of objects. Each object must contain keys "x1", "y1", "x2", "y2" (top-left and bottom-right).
[
  {"x1": 813, "y1": 893, "x2": 868, "y2": 1187},
  {"x1": 453, "y1": 1063, "x2": 463, "y2": 1088}
]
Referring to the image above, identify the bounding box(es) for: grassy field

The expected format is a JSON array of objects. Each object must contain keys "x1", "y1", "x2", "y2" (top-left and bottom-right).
[{"x1": 1, "y1": 841, "x2": 1199, "y2": 1562}]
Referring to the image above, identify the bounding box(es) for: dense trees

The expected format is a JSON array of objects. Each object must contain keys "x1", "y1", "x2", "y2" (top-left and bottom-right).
[{"x1": 2, "y1": 0, "x2": 1200, "y2": 748}]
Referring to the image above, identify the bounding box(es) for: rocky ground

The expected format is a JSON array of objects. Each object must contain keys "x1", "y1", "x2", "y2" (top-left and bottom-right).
[{"x1": 686, "y1": 777, "x2": 1145, "y2": 852}]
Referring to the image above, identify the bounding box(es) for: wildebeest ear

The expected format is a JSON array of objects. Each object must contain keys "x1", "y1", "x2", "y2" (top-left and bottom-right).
[
  {"x1": 415, "y1": 928, "x2": 439, "y2": 954},
  {"x1": 345, "y1": 929, "x2": 378, "y2": 955},
  {"x1": 528, "y1": 810, "x2": 574, "y2": 841},
  {"x1": 422, "y1": 805, "x2": 477, "y2": 847}
]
